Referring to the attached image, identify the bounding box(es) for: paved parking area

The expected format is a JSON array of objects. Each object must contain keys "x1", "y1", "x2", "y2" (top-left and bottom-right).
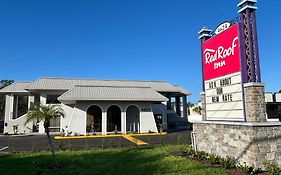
[{"x1": 0, "y1": 130, "x2": 191, "y2": 152}]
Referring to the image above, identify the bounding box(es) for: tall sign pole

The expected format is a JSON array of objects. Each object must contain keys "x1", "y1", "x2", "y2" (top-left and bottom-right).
[
  {"x1": 198, "y1": 28, "x2": 212, "y2": 91},
  {"x1": 238, "y1": 0, "x2": 261, "y2": 83},
  {"x1": 198, "y1": 28, "x2": 212, "y2": 120}
]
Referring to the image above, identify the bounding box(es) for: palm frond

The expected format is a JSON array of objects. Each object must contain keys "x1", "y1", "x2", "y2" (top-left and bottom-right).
[{"x1": 25, "y1": 104, "x2": 64, "y2": 125}]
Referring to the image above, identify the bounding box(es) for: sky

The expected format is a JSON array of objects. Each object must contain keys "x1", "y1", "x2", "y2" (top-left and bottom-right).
[{"x1": 0, "y1": 0, "x2": 280, "y2": 103}]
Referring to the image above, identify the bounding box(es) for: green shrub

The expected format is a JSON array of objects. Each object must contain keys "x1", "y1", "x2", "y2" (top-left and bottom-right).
[
  {"x1": 239, "y1": 163, "x2": 255, "y2": 175},
  {"x1": 184, "y1": 145, "x2": 196, "y2": 155},
  {"x1": 179, "y1": 145, "x2": 188, "y2": 152},
  {"x1": 219, "y1": 156, "x2": 237, "y2": 169},
  {"x1": 263, "y1": 161, "x2": 281, "y2": 175},
  {"x1": 206, "y1": 153, "x2": 221, "y2": 164},
  {"x1": 179, "y1": 147, "x2": 239, "y2": 170},
  {"x1": 195, "y1": 151, "x2": 207, "y2": 160}
]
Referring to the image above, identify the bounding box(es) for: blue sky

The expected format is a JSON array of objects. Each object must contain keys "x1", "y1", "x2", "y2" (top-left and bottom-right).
[{"x1": 0, "y1": 0, "x2": 280, "y2": 102}]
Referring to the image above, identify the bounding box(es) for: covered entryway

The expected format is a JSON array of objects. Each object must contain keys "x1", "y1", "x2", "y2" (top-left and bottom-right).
[
  {"x1": 152, "y1": 106, "x2": 164, "y2": 132},
  {"x1": 86, "y1": 105, "x2": 102, "y2": 133},
  {"x1": 107, "y1": 105, "x2": 121, "y2": 132},
  {"x1": 126, "y1": 105, "x2": 140, "y2": 133}
]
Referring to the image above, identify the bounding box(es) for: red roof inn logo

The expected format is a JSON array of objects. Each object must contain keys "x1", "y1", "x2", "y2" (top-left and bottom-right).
[{"x1": 203, "y1": 24, "x2": 241, "y2": 81}]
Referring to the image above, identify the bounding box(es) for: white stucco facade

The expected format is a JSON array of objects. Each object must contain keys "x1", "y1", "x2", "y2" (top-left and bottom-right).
[
  {"x1": 0, "y1": 78, "x2": 191, "y2": 135},
  {"x1": 58, "y1": 101, "x2": 158, "y2": 135}
]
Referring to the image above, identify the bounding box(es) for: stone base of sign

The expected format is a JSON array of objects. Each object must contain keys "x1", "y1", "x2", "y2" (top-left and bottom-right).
[
  {"x1": 244, "y1": 83, "x2": 267, "y2": 122},
  {"x1": 200, "y1": 92, "x2": 206, "y2": 120},
  {"x1": 192, "y1": 121, "x2": 281, "y2": 168}
]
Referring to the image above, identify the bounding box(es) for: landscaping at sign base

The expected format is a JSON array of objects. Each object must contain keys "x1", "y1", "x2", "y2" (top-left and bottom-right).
[{"x1": 0, "y1": 145, "x2": 229, "y2": 175}]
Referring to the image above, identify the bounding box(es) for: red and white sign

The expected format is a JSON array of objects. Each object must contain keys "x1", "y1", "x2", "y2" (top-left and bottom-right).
[
  {"x1": 203, "y1": 24, "x2": 241, "y2": 81},
  {"x1": 203, "y1": 23, "x2": 245, "y2": 121}
]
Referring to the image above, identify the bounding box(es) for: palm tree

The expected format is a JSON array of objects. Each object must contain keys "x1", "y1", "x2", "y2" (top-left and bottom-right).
[
  {"x1": 25, "y1": 104, "x2": 64, "y2": 166},
  {"x1": 192, "y1": 106, "x2": 202, "y2": 115},
  {"x1": 187, "y1": 102, "x2": 194, "y2": 108}
]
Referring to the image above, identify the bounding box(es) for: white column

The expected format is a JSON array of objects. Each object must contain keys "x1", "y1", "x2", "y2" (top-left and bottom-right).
[
  {"x1": 139, "y1": 110, "x2": 141, "y2": 133},
  {"x1": 9, "y1": 95, "x2": 14, "y2": 120},
  {"x1": 38, "y1": 121, "x2": 45, "y2": 133},
  {"x1": 38, "y1": 94, "x2": 46, "y2": 133},
  {"x1": 124, "y1": 112, "x2": 126, "y2": 134},
  {"x1": 4, "y1": 95, "x2": 10, "y2": 119},
  {"x1": 40, "y1": 94, "x2": 47, "y2": 105},
  {"x1": 121, "y1": 111, "x2": 126, "y2": 134},
  {"x1": 28, "y1": 95, "x2": 35, "y2": 109},
  {"x1": 4, "y1": 95, "x2": 11, "y2": 133},
  {"x1": 102, "y1": 111, "x2": 107, "y2": 135}
]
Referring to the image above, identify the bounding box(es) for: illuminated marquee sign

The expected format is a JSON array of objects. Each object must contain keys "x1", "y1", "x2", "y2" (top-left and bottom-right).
[{"x1": 203, "y1": 24, "x2": 245, "y2": 121}]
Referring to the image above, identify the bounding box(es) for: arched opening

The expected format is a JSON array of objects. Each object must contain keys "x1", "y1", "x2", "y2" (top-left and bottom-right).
[
  {"x1": 126, "y1": 105, "x2": 140, "y2": 133},
  {"x1": 107, "y1": 105, "x2": 121, "y2": 132},
  {"x1": 86, "y1": 105, "x2": 102, "y2": 133}
]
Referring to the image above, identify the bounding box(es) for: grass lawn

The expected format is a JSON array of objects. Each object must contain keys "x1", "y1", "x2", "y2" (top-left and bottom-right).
[{"x1": 0, "y1": 145, "x2": 228, "y2": 175}]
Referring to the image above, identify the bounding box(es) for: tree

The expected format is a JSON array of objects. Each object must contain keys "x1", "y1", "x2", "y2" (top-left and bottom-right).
[
  {"x1": 0, "y1": 80, "x2": 14, "y2": 89},
  {"x1": 25, "y1": 104, "x2": 64, "y2": 166},
  {"x1": 192, "y1": 106, "x2": 202, "y2": 115},
  {"x1": 0, "y1": 80, "x2": 14, "y2": 119},
  {"x1": 187, "y1": 102, "x2": 194, "y2": 107}
]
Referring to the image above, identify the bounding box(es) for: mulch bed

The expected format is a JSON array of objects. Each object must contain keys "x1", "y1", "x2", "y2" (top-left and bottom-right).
[{"x1": 175, "y1": 152, "x2": 270, "y2": 175}]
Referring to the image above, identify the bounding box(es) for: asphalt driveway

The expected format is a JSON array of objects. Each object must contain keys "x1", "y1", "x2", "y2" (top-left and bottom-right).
[{"x1": 0, "y1": 130, "x2": 191, "y2": 152}]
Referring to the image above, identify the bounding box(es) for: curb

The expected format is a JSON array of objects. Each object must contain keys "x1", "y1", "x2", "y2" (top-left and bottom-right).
[{"x1": 54, "y1": 132, "x2": 167, "y2": 140}]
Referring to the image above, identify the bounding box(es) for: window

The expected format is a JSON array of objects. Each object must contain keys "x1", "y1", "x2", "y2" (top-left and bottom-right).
[
  {"x1": 12, "y1": 95, "x2": 28, "y2": 119},
  {"x1": 266, "y1": 103, "x2": 281, "y2": 120},
  {"x1": 49, "y1": 117, "x2": 61, "y2": 132},
  {"x1": 46, "y1": 95, "x2": 60, "y2": 104},
  {"x1": 29, "y1": 95, "x2": 40, "y2": 109}
]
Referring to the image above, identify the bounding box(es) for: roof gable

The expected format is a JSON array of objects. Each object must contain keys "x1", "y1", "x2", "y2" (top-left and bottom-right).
[
  {"x1": 0, "y1": 82, "x2": 31, "y2": 93},
  {"x1": 26, "y1": 77, "x2": 190, "y2": 95},
  {"x1": 58, "y1": 85, "x2": 168, "y2": 102}
]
